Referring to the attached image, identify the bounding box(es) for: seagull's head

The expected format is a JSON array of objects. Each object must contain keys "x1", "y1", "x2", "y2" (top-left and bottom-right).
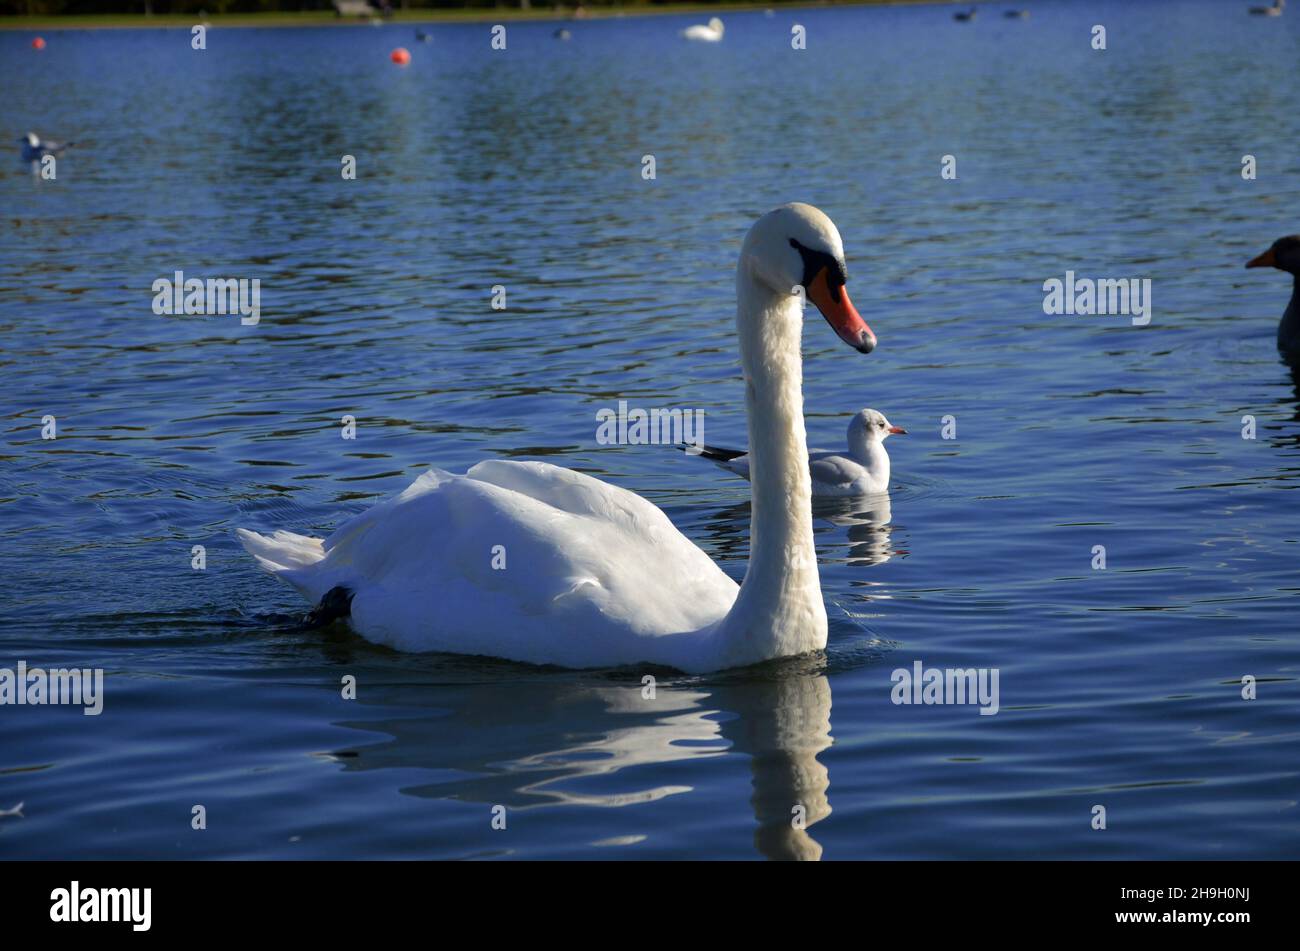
[
  {"x1": 21, "y1": 132, "x2": 39, "y2": 147},
  {"x1": 850, "y1": 408, "x2": 906, "y2": 447}
]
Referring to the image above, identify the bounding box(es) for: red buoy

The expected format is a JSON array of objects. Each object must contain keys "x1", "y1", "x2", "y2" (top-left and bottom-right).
[
  {"x1": 32, "y1": 37, "x2": 46, "y2": 50},
  {"x1": 390, "y1": 47, "x2": 411, "y2": 66}
]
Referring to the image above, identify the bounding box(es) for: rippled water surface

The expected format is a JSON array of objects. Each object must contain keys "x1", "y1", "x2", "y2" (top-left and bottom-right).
[{"x1": 3, "y1": 0, "x2": 1299, "y2": 859}]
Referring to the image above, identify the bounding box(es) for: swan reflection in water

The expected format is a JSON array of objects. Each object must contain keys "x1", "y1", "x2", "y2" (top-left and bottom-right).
[{"x1": 325, "y1": 658, "x2": 834, "y2": 860}]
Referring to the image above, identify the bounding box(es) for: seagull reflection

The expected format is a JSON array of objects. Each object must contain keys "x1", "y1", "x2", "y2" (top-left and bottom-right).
[
  {"x1": 690, "y1": 494, "x2": 898, "y2": 570},
  {"x1": 814, "y1": 493, "x2": 897, "y2": 568},
  {"x1": 325, "y1": 660, "x2": 834, "y2": 860}
]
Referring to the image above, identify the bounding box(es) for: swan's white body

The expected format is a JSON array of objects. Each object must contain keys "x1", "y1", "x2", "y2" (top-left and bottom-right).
[
  {"x1": 701, "y1": 408, "x2": 903, "y2": 498},
  {"x1": 682, "y1": 17, "x2": 724, "y2": 41},
  {"x1": 239, "y1": 203, "x2": 876, "y2": 673},
  {"x1": 241, "y1": 462, "x2": 743, "y2": 669}
]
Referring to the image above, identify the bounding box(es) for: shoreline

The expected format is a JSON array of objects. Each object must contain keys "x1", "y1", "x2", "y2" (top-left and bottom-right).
[{"x1": 0, "y1": 1, "x2": 949, "y2": 32}]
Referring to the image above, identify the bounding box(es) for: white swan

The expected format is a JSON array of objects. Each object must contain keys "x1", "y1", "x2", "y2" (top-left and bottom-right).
[
  {"x1": 238, "y1": 203, "x2": 876, "y2": 673},
  {"x1": 682, "y1": 17, "x2": 724, "y2": 42},
  {"x1": 694, "y1": 408, "x2": 904, "y2": 497}
]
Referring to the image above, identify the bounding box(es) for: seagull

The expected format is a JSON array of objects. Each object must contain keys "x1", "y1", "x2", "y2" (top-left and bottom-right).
[
  {"x1": 954, "y1": 7, "x2": 979, "y2": 21},
  {"x1": 554, "y1": 28, "x2": 572, "y2": 40},
  {"x1": 414, "y1": 29, "x2": 431, "y2": 42},
  {"x1": 1003, "y1": 9, "x2": 1029, "y2": 18},
  {"x1": 1248, "y1": 0, "x2": 1284, "y2": 15},
  {"x1": 19, "y1": 132, "x2": 72, "y2": 162},
  {"x1": 0, "y1": 802, "x2": 23, "y2": 819},
  {"x1": 692, "y1": 409, "x2": 905, "y2": 498}
]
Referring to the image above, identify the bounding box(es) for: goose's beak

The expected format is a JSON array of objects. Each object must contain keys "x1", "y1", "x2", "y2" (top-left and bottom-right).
[
  {"x1": 808, "y1": 268, "x2": 876, "y2": 354},
  {"x1": 887, "y1": 425, "x2": 907, "y2": 435},
  {"x1": 1247, "y1": 248, "x2": 1277, "y2": 269}
]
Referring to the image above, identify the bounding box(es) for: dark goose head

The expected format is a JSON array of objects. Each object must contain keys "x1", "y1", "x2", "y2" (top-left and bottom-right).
[
  {"x1": 1246, "y1": 235, "x2": 1300, "y2": 275},
  {"x1": 1247, "y1": 236, "x2": 1300, "y2": 354}
]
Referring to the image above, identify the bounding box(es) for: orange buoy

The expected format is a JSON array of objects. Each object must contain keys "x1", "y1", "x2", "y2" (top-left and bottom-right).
[
  {"x1": 390, "y1": 47, "x2": 411, "y2": 66},
  {"x1": 32, "y1": 37, "x2": 46, "y2": 50}
]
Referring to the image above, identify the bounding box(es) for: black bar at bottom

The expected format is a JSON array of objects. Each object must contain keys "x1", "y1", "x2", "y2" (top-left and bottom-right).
[{"x1": 0, "y1": 859, "x2": 1281, "y2": 937}]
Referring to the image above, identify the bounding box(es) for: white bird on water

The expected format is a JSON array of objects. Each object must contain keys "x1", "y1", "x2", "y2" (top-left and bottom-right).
[
  {"x1": 19, "y1": 132, "x2": 73, "y2": 162},
  {"x1": 238, "y1": 203, "x2": 877, "y2": 673},
  {"x1": 683, "y1": 17, "x2": 725, "y2": 42},
  {"x1": 693, "y1": 408, "x2": 905, "y2": 498}
]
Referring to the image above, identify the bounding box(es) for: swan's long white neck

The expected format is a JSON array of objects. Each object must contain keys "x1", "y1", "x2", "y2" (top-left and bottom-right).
[{"x1": 710, "y1": 267, "x2": 828, "y2": 666}]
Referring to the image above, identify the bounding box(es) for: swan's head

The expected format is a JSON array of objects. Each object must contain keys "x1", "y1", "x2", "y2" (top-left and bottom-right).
[
  {"x1": 740, "y1": 202, "x2": 876, "y2": 354},
  {"x1": 1247, "y1": 235, "x2": 1300, "y2": 275},
  {"x1": 849, "y1": 408, "x2": 906, "y2": 446},
  {"x1": 710, "y1": 17, "x2": 725, "y2": 33}
]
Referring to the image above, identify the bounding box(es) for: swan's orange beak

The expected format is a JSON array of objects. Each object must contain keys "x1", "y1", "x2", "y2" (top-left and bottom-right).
[
  {"x1": 1247, "y1": 248, "x2": 1277, "y2": 269},
  {"x1": 807, "y1": 268, "x2": 876, "y2": 354}
]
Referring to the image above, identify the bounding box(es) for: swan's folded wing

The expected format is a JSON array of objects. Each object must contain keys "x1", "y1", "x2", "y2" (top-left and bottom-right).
[
  {"x1": 463, "y1": 460, "x2": 735, "y2": 627},
  {"x1": 321, "y1": 468, "x2": 453, "y2": 555},
  {"x1": 306, "y1": 463, "x2": 736, "y2": 656},
  {"x1": 466, "y1": 459, "x2": 681, "y2": 534}
]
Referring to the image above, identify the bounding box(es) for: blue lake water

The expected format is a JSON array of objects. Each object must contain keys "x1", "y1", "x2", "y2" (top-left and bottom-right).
[{"x1": 2, "y1": 0, "x2": 1298, "y2": 860}]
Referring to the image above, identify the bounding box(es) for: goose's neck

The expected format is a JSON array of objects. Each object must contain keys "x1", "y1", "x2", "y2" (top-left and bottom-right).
[
  {"x1": 712, "y1": 275, "x2": 828, "y2": 666},
  {"x1": 1280, "y1": 276, "x2": 1300, "y2": 352}
]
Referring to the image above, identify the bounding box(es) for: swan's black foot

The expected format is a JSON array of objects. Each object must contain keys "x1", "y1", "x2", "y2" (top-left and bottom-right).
[{"x1": 306, "y1": 586, "x2": 354, "y2": 628}]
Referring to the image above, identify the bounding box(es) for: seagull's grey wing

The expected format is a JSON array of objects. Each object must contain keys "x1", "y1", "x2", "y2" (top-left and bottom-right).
[
  {"x1": 808, "y1": 452, "x2": 866, "y2": 488},
  {"x1": 719, "y1": 454, "x2": 750, "y2": 479}
]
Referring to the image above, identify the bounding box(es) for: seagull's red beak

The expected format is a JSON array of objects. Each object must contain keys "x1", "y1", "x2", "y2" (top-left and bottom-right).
[
  {"x1": 807, "y1": 267, "x2": 876, "y2": 354},
  {"x1": 888, "y1": 425, "x2": 907, "y2": 435},
  {"x1": 1246, "y1": 248, "x2": 1277, "y2": 269}
]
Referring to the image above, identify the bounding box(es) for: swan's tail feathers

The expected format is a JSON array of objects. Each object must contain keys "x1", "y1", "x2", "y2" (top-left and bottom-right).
[
  {"x1": 237, "y1": 528, "x2": 326, "y2": 573},
  {"x1": 689, "y1": 444, "x2": 748, "y2": 463},
  {"x1": 237, "y1": 528, "x2": 336, "y2": 603}
]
